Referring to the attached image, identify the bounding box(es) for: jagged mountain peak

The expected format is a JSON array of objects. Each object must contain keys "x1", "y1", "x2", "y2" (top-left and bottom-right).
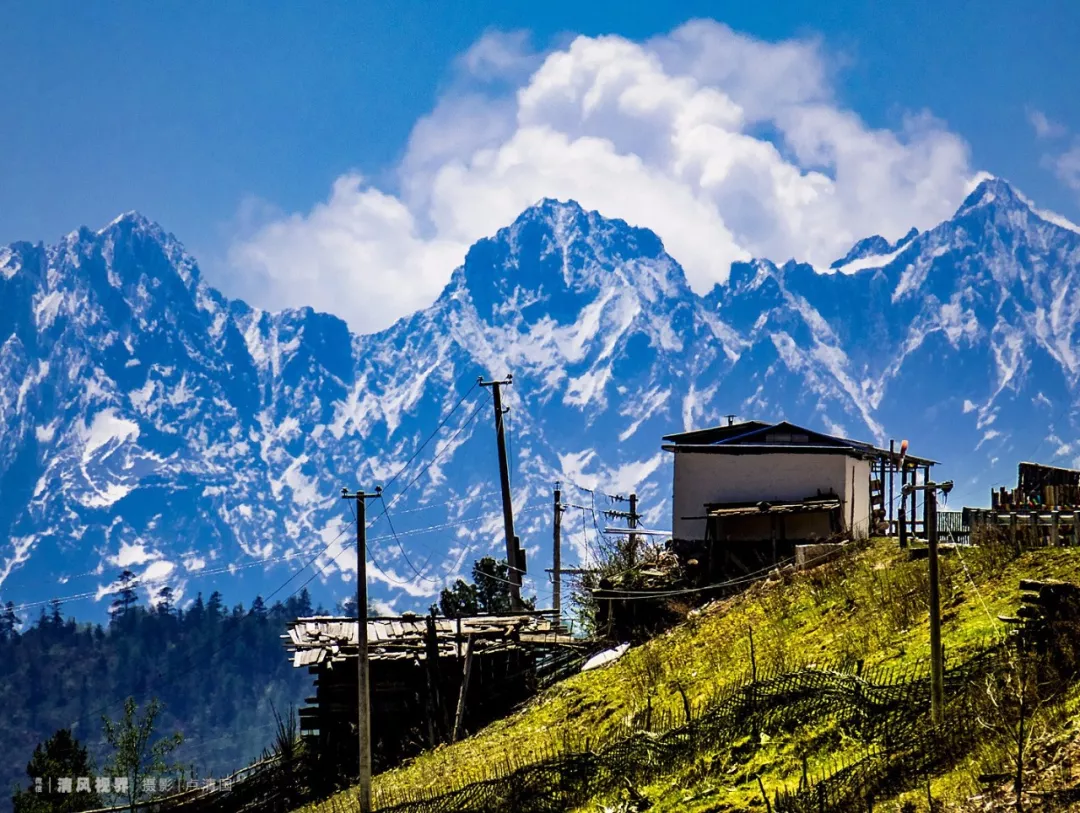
[
  {"x1": 448, "y1": 198, "x2": 689, "y2": 327},
  {"x1": 98, "y1": 210, "x2": 158, "y2": 234},
  {"x1": 5, "y1": 177, "x2": 1080, "y2": 623},
  {"x1": 954, "y1": 175, "x2": 1033, "y2": 219},
  {"x1": 501, "y1": 197, "x2": 668, "y2": 261},
  {"x1": 830, "y1": 227, "x2": 919, "y2": 270}
]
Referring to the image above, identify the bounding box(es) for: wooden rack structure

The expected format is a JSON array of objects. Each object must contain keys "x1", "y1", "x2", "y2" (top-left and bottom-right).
[{"x1": 283, "y1": 611, "x2": 582, "y2": 791}]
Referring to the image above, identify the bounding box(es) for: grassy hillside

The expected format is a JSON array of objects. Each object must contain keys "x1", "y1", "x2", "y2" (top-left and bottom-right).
[{"x1": 298, "y1": 537, "x2": 1080, "y2": 812}]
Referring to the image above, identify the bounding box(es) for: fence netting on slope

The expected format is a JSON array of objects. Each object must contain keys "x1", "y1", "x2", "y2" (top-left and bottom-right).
[{"x1": 361, "y1": 640, "x2": 1011, "y2": 813}]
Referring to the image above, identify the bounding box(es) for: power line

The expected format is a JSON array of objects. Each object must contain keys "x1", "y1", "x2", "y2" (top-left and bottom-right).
[
  {"x1": 367, "y1": 398, "x2": 489, "y2": 578},
  {"x1": 377, "y1": 379, "x2": 480, "y2": 495},
  {"x1": 590, "y1": 492, "x2": 910, "y2": 600},
  {"x1": 379, "y1": 493, "x2": 440, "y2": 584},
  {"x1": 51, "y1": 514, "x2": 357, "y2": 744}
]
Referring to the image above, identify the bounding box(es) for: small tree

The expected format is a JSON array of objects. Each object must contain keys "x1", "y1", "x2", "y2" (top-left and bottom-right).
[
  {"x1": 0, "y1": 600, "x2": 21, "y2": 641},
  {"x1": 249, "y1": 595, "x2": 267, "y2": 619},
  {"x1": 12, "y1": 729, "x2": 102, "y2": 813},
  {"x1": 102, "y1": 697, "x2": 183, "y2": 810},
  {"x1": 438, "y1": 557, "x2": 535, "y2": 617},
  {"x1": 109, "y1": 571, "x2": 139, "y2": 626},
  {"x1": 155, "y1": 586, "x2": 175, "y2": 616},
  {"x1": 438, "y1": 580, "x2": 479, "y2": 618},
  {"x1": 48, "y1": 599, "x2": 63, "y2": 628},
  {"x1": 975, "y1": 646, "x2": 1054, "y2": 811}
]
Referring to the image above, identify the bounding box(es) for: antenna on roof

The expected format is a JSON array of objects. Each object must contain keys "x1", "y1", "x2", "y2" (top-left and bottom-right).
[{"x1": 725, "y1": 414, "x2": 736, "y2": 426}]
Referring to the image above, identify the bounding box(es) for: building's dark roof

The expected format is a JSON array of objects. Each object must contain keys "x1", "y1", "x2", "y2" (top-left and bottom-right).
[
  {"x1": 663, "y1": 419, "x2": 937, "y2": 465},
  {"x1": 661, "y1": 420, "x2": 771, "y2": 445}
]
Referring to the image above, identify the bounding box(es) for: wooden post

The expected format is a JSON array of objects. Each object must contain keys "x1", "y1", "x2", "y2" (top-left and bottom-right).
[
  {"x1": 888, "y1": 441, "x2": 895, "y2": 535},
  {"x1": 553, "y1": 485, "x2": 563, "y2": 620},
  {"x1": 341, "y1": 487, "x2": 381, "y2": 813},
  {"x1": 1052, "y1": 511, "x2": 1061, "y2": 547},
  {"x1": 898, "y1": 465, "x2": 908, "y2": 549},
  {"x1": 927, "y1": 487, "x2": 944, "y2": 725},
  {"x1": 850, "y1": 465, "x2": 856, "y2": 534},
  {"x1": 424, "y1": 610, "x2": 443, "y2": 745},
  {"x1": 910, "y1": 467, "x2": 918, "y2": 538},
  {"x1": 1073, "y1": 514, "x2": 1079, "y2": 547},
  {"x1": 770, "y1": 514, "x2": 778, "y2": 566},
  {"x1": 478, "y1": 375, "x2": 523, "y2": 609},
  {"x1": 452, "y1": 637, "x2": 475, "y2": 743},
  {"x1": 922, "y1": 465, "x2": 931, "y2": 539},
  {"x1": 1010, "y1": 513, "x2": 1018, "y2": 550}
]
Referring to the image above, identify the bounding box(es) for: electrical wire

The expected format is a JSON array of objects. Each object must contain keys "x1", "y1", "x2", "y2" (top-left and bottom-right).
[
  {"x1": 592, "y1": 491, "x2": 912, "y2": 600},
  {"x1": 50, "y1": 514, "x2": 357, "y2": 743},
  {"x1": 375, "y1": 379, "x2": 480, "y2": 496},
  {"x1": 367, "y1": 398, "x2": 489, "y2": 578},
  {"x1": 379, "y1": 493, "x2": 440, "y2": 584}
]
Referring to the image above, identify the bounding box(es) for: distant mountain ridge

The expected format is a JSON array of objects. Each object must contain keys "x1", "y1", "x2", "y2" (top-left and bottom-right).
[{"x1": 2, "y1": 177, "x2": 1079, "y2": 617}]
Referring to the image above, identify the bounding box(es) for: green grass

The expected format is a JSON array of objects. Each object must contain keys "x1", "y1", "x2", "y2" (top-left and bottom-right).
[{"x1": 297, "y1": 537, "x2": 1080, "y2": 812}]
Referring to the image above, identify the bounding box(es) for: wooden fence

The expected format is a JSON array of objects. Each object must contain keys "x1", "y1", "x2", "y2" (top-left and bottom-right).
[
  {"x1": 359, "y1": 641, "x2": 1010, "y2": 813},
  {"x1": 966, "y1": 508, "x2": 1080, "y2": 547},
  {"x1": 64, "y1": 754, "x2": 308, "y2": 813}
]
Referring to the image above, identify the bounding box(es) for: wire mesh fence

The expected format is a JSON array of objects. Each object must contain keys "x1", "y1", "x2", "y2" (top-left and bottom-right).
[{"x1": 366, "y1": 638, "x2": 1010, "y2": 812}]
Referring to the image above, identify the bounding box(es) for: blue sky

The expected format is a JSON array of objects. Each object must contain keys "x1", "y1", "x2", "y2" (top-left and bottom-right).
[{"x1": 3, "y1": 1, "x2": 1079, "y2": 330}]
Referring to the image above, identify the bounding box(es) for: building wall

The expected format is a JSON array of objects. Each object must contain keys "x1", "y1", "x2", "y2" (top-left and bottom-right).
[{"x1": 671, "y1": 451, "x2": 872, "y2": 542}]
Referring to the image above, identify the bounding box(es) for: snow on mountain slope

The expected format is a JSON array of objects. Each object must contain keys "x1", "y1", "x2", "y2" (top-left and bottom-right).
[{"x1": 1, "y1": 178, "x2": 1078, "y2": 618}]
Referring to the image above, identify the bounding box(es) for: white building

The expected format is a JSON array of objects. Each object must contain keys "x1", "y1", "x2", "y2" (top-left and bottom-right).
[{"x1": 662, "y1": 420, "x2": 936, "y2": 573}]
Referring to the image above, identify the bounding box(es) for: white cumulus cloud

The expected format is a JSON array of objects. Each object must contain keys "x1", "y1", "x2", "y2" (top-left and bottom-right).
[{"x1": 226, "y1": 21, "x2": 978, "y2": 334}]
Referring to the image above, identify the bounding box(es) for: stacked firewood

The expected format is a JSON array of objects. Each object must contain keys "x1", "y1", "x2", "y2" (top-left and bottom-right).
[{"x1": 999, "y1": 579, "x2": 1080, "y2": 644}]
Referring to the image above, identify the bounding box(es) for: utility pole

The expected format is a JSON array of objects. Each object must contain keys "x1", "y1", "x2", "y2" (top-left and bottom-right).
[
  {"x1": 478, "y1": 374, "x2": 523, "y2": 610},
  {"x1": 901, "y1": 478, "x2": 952, "y2": 726},
  {"x1": 897, "y1": 440, "x2": 909, "y2": 549},
  {"x1": 341, "y1": 485, "x2": 382, "y2": 813},
  {"x1": 606, "y1": 494, "x2": 642, "y2": 566},
  {"x1": 553, "y1": 483, "x2": 563, "y2": 620},
  {"x1": 926, "y1": 484, "x2": 945, "y2": 725}
]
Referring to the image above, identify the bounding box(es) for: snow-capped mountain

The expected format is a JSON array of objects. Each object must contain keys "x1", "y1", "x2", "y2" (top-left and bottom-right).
[{"x1": 1, "y1": 177, "x2": 1078, "y2": 617}]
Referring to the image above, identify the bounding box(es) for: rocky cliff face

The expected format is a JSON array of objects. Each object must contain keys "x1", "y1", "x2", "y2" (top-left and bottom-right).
[{"x1": 2, "y1": 178, "x2": 1078, "y2": 616}]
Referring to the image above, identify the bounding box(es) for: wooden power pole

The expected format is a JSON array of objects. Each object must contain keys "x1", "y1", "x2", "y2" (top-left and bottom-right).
[
  {"x1": 927, "y1": 485, "x2": 945, "y2": 725},
  {"x1": 553, "y1": 483, "x2": 563, "y2": 620},
  {"x1": 628, "y1": 492, "x2": 639, "y2": 564},
  {"x1": 901, "y1": 477, "x2": 951, "y2": 725},
  {"x1": 478, "y1": 374, "x2": 523, "y2": 610},
  {"x1": 341, "y1": 485, "x2": 382, "y2": 813}
]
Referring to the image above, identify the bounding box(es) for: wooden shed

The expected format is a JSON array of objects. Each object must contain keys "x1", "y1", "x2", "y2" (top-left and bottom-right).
[{"x1": 283, "y1": 611, "x2": 579, "y2": 790}]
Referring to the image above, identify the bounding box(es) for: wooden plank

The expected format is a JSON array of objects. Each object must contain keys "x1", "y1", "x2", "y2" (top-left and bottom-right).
[{"x1": 452, "y1": 637, "x2": 475, "y2": 743}]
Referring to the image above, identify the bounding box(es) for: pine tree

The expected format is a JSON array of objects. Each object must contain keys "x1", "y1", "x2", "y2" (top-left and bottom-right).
[
  {"x1": 48, "y1": 599, "x2": 63, "y2": 628},
  {"x1": 108, "y1": 571, "x2": 139, "y2": 625},
  {"x1": 187, "y1": 593, "x2": 205, "y2": 628},
  {"x1": 207, "y1": 591, "x2": 224, "y2": 624},
  {"x1": 296, "y1": 588, "x2": 313, "y2": 617},
  {"x1": 1, "y1": 600, "x2": 22, "y2": 641},
  {"x1": 12, "y1": 728, "x2": 102, "y2": 813},
  {"x1": 249, "y1": 596, "x2": 266, "y2": 619},
  {"x1": 155, "y1": 586, "x2": 175, "y2": 616}
]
